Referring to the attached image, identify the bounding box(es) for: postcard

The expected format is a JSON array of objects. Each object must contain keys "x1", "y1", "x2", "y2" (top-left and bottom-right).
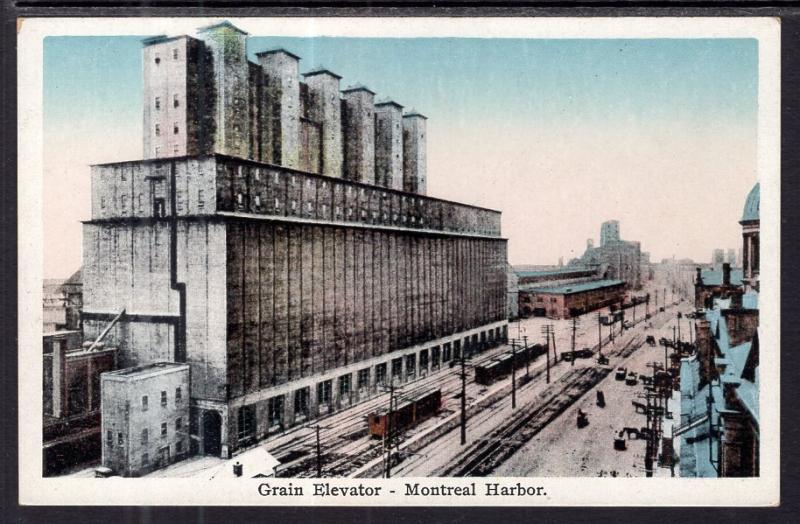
[{"x1": 18, "y1": 15, "x2": 780, "y2": 506}]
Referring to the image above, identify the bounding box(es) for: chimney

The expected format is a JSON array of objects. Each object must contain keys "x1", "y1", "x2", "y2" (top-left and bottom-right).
[
  {"x1": 695, "y1": 267, "x2": 702, "y2": 285},
  {"x1": 694, "y1": 318, "x2": 715, "y2": 386},
  {"x1": 722, "y1": 262, "x2": 731, "y2": 286}
]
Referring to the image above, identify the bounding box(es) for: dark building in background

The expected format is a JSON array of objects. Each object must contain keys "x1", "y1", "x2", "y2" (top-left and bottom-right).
[
  {"x1": 519, "y1": 279, "x2": 625, "y2": 320},
  {"x1": 570, "y1": 221, "x2": 642, "y2": 290},
  {"x1": 43, "y1": 332, "x2": 117, "y2": 475}
]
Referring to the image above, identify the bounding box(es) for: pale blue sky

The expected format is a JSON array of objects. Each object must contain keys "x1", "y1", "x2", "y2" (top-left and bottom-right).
[{"x1": 43, "y1": 35, "x2": 759, "y2": 278}]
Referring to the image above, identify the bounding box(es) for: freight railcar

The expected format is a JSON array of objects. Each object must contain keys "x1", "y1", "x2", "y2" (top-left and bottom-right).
[
  {"x1": 368, "y1": 388, "x2": 442, "y2": 439},
  {"x1": 474, "y1": 344, "x2": 547, "y2": 385}
]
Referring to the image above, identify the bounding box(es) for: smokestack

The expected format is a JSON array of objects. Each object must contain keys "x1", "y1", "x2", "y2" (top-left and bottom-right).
[{"x1": 722, "y1": 262, "x2": 731, "y2": 286}]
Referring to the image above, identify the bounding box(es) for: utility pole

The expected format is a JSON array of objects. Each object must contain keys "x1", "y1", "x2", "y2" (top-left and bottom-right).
[
  {"x1": 541, "y1": 324, "x2": 554, "y2": 384},
  {"x1": 315, "y1": 425, "x2": 322, "y2": 478},
  {"x1": 522, "y1": 335, "x2": 530, "y2": 378},
  {"x1": 655, "y1": 289, "x2": 658, "y2": 313},
  {"x1": 597, "y1": 311, "x2": 603, "y2": 358},
  {"x1": 663, "y1": 288, "x2": 666, "y2": 310},
  {"x1": 385, "y1": 381, "x2": 394, "y2": 478},
  {"x1": 460, "y1": 355, "x2": 467, "y2": 445},
  {"x1": 570, "y1": 317, "x2": 578, "y2": 366},
  {"x1": 677, "y1": 313, "x2": 682, "y2": 342},
  {"x1": 633, "y1": 299, "x2": 637, "y2": 324},
  {"x1": 511, "y1": 340, "x2": 517, "y2": 409}
]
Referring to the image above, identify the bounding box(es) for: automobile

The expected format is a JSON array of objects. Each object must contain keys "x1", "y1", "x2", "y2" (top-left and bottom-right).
[
  {"x1": 625, "y1": 372, "x2": 639, "y2": 386},
  {"x1": 562, "y1": 348, "x2": 594, "y2": 361},
  {"x1": 659, "y1": 306, "x2": 665, "y2": 312},
  {"x1": 615, "y1": 367, "x2": 627, "y2": 380},
  {"x1": 94, "y1": 466, "x2": 116, "y2": 478},
  {"x1": 645, "y1": 335, "x2": 656, "y2": 346},
  {"x1": 623, "y1": 320, "x2": 633, "y2": 329}
]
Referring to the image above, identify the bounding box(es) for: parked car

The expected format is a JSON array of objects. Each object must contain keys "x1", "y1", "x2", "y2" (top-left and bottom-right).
[
  {"x1": 625, "y1": 372, "x2": 639, "y2": 386},
  {"x1": 563, "y1": 348, "x2": 594, "y2": 361},
  {"x1": 615, "y1": 367, "x2": 627, "y2": 380}
]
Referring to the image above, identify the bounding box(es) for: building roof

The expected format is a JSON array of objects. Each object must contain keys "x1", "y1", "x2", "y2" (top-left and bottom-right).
[
  {"x1": 303, "y1": 67, "x2": 343, "y2": 80},
  {"x1": 699, "y1": 268, "x2": 743, "y2": 287},
  {"x1": 255, "y1": 48, "x2": 301, "y2": 60},
  {"x1": 741, "y1": 182, "x2": 760, "y2": 222},
  {"x1": 520, "y1": 278, "x2": 625, "y2": 295},
  {"x1": 197, "y1": 20, "x2": 249, "y2": 35},
  {"x1": 375, "y1": 99, "x2": 404, "y2": 109},
  {"x1": 403, "y1": 110, "x2": 428, "y2": 119},
  {"x1": 104, "y1": 362, "x2": 189, "y2": 379},
  {"x1": 516, "y1": 267, "x2": 594, "y2": 279},
  {"x1": 341, "y1": 84, "x2": 376, "y2": 95}
]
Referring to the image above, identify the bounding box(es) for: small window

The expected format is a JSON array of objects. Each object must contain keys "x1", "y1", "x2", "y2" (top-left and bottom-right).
[
  {"x1": 154, "y1": 146, "x2": 161, "y2": 156},
  {"x1": 161, "y1": 391, "x2": 167, "y2": 407},
  {"x1": 173, "y1": 144, "x2": 179, "y2": 154},
  {"x1": 173, "y1": 124, "x2": 179, "y2": 135},
  {"x1": 141, "y1": 428, "x2": 148, "y2": 444},
  {"x1": 154, "y1": 97, "x2": 161, "y2": 110},
  {"x1": 357, "y1": 368, "x2": 370, "y2": 390},
  {"x1": 254, "y1": 195, "x2": 261, "y2": 208},
  {"x1": 237, "y1": 193, "x2": 244, "y2": 206},
  {"x1": 161, "y1": 422, "x2": 167, "y2": 437},
  {"x1": 100, "y1": 196, "x2": 106, "y2": 210},
  {"x1": 118, "y1": 432, "x2": 123, "y2": 445},
  {"x1": 172, "y1": 48, "x2": 179, "y2": 60},
  {"x1": 175, "y1": 418, "x2": 182, "y2": 431},
  {"x1": 155, "y1": 124, "x2": 161, "y2": 136},
  {"x1": 106, "y1": 430, "x2": 113, "y2": 446},
  {"x1": 176, "y1": 440, "x2": 183, "y2": 453},
  {"x1": 197, "y1": 190, "x2": 205, "y2": 210},
  {"x1": 142, "y1": 396, "x2": 148, "y2": 411},
  {"x1": 142, "y1": 453, "x2": 150, "y2": 466},
  {"x1": 175, "y1": 387, "x2": 182, "y2": 402},
  {"x1": 173, "y1": 94, "x2": 179, "y2": 108}
]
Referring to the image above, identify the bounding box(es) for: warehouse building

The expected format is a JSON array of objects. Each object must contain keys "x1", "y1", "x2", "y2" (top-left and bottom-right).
[
  {"x1": 83, "y1": 21, "x2": 508, "y2": 463},
  {"x1": 518, "y1": 279, "x2": 625, "y2": 320}
]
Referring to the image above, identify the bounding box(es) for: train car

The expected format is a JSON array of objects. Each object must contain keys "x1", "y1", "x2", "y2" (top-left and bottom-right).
[
  {"x1": 368, "y1": 388, "x2": 442, "y2": 439},
  {"x1": 474, "y1": 344, "x2": 548, "y2": 386}
]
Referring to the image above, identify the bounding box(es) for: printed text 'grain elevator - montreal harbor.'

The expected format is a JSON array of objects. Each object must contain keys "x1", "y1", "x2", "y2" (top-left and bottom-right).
[{"x1": 84, "y1": 21, "x2": 508, "y2": 476}]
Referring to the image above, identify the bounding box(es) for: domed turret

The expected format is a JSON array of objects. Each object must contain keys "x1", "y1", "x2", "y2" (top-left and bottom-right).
[{"x1": 741, "y1": 182, "x2": 760, "y2": 223}]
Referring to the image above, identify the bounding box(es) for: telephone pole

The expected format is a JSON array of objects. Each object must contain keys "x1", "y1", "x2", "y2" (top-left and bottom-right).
[
  {"x1": 541, "y1": 324, "x2": 554, "y2": 384},
  {"x1": 460, "y1": 355, "x2": 467, "y2": 445},
  {"x1": 522, "y1": 335, "x2": 530, "y2": 378},
  {"x1": 570, "y1": 317, "x2": 578, "y2": 366},
  {"x1": 316, "y1": 425, "x2": 322, "y2": 478},
  {"x1": 385, "y1": 381, "x2": 394, "y2": 478},
  {"x1": 511, "y1": 341, "x2": 517, "y2": 409},
  {"x1": 597, "y1": 311, "x2": 603, "y2": 358}
]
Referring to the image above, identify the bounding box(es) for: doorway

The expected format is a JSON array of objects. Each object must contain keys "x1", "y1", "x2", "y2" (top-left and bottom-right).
[{"x1": 202, "y1": 410, "x2": 222, "y2": 457}]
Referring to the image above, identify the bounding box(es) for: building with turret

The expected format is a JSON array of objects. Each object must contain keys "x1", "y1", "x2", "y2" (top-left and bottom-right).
[{"x1": 86, "y1": 21, "x2": 507, "y2": 472}]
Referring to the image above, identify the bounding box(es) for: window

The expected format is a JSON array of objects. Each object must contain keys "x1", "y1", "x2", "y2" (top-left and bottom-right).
[
  {"x1": 106, "y1": 430, "x2": 113, "y2": 446},
  {"x1": 176, "y1": 440, "x2": 183, "y2": 453},
  {"x1": 173, "y1": 94, "x2": 179, "y2": 108},
  {"x1": 197, "y1": 190, "x2": 205, "y2": 210},
  {"x1": 154, "y1": 53, "x2": 160, "y2": 65},
  {"x1": 431, "y1": 346, "x2": 441, "y2": 369},
  {"x1": 154, "y1": 146, "x2": 161, "y2": 157},
  {"x1": 154, "y1": 97, "x2": 161, "y2": 110},
  {"x1": 120, "y1": 195, "x2": 128, "y2": 212},
  {"x1": 268, "y1": 395, "x2": 284, "y2": 429},
  {"x1": 375, "y1": 363, "x2": 387, "y2": 385},
  {"x1": 173, "y1": 123, "x2": 179, "y2": 135},
  {"x1": 100, "y1": 196, "x2": 106, "y2": 210},
  {"x1": 294, "y1": 388, "x2": 309, "y2": 418},
  {"x1": 154, "y1": 124, "x2": 161, "y2": 136},
  {"x1": 254, "y1": 195, "x2": 262, "y2": 209},
  {"x1": 175, "y1": 418, "x2": 182, "y2": 431},
  {"x1": 161, "y1": 391, "x2": 167, "y2": 407},
  {"x1": 237, "y1": 193, "x2": 244, "y2": 207},
  {"x1": 406, "y1": 354, "x2": 416, "y2": 378},
  {"x1": 391, "y1": 358, "x2": 403, "y2": 379},
  {"x1": 142, "y1": 395, "x2": 148, "y2": 411},
  {"x1": 357, "y1": 368, "x2": 370, "y2": 390},
  {"x1": 142, "y1": 453, "x2": 150, "y2": 466},
  {"x1": 339, "y1": 374, "x2": 351, "y2": 396},
  {"x1": 173, "y1": 144, "x2": 179, "y2": 154},
  {"x1": 317, "y1": 380, "x2": 332, "y2": 407},
  {"x1": 172, "y1": 48, "x2": 179, "y2": 60},
  {"x1": 161, "y1": 422, "x2": 168, "y2": 438},
  {"x1": 237, "y1": 405, "x2": 256, "y2": 443},
  {"x1": 118, "y1": 432, "x2": 123, "y2": 445},
  {"x1": 175, "y1": 386, "x2": 182, "y2": 403},
  {"x1": 141, "y1": 428, "x2": 148, "y2": 445}
]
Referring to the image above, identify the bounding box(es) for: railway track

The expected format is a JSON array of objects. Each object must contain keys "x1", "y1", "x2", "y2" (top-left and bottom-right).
[{"x1": 433, "y1": 335, "x2": 643, "y2": 477}]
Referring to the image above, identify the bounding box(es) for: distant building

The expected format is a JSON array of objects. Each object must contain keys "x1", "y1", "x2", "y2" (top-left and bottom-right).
[
  {"x1": 42, "y1": 268, "x2": 83, "y2": 333},
  {"x1": 572, "y1": 221, "x2": 642, "y2": 289},
  {"x1": 101, "y1": 363, "x2": 190, "y2": 477},
  {"x1": 712, "y1": 248, "x2": 726, "y2": 269},
  {"x1": 600, "y1": 220, "x2": 620, "y2": 247},
  {"x1": 727, "y1": 248, "x2": 737, "y2": 268},
  {"x1": 518, "y1": 279, "x2": 625, "y2": 320},
  {"x1": 43, "y1": 332, "x2": 117, "y2": 475}
]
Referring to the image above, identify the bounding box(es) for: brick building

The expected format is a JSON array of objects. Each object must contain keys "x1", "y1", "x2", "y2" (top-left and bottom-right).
[
  {"x1": 518, "y1": 279, "x2": 625, "y2": 320},
  {"x1": 42, "y1": 332, "x2": 117, "y2": 475},
  {"x1": 101, "y1": 363, "x2": 190, "y2": 476},
  {"x1": 82, "y1": 21, "x2": 508, "y2": 461}
]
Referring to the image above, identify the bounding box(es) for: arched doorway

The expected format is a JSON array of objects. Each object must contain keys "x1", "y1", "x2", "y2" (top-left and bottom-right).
[{"x1": 202, "y1": 410, "x2": 222, "y2": 457}]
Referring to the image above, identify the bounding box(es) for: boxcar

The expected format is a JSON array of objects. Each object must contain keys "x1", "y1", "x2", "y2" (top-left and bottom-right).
[
  {"x1": 474, "y1": 344, "x2": 547, "y2": 386},
  {"x1": 368, "y1": 388, "x2": 442, "y2": 438}
]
